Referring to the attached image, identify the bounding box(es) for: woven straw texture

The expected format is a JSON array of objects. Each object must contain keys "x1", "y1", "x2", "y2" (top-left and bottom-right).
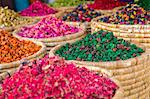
[
  {"x1": 49, "y1": 43, "x2": 150, "y2": 98},
  {"x1": 91, "y1": 15, "x2": 150, "y2": 33},
  {"x1": 91, "y1": 16, "x2": 150, "y2": 49},
  {"x1": 96, "y1": 6, "x2": 124, "y2": 15}
]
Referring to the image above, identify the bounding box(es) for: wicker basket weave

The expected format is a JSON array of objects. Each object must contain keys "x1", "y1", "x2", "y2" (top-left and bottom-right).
[
  {"x1": 91, "y1": 16, "x2": 150, "y2": 49},
  {"x1": 91, "y1": 15, "x2": 150, "y2": 34},
  {"x1": 49, "y1": 43, "x2": 150, "y2": 98}
]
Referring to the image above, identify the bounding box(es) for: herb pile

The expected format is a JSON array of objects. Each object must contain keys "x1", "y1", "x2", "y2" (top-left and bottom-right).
[{"x1": 56, "y1": 30, "x2": 144, "y2": 62}]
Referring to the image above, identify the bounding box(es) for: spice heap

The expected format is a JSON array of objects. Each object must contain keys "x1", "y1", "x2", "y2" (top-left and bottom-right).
[
  {"x1": 0, "y1": 30, "x2": 41, "y2": 64},
  {"x1": 20, "y1": 1, "x2": 57, "y2": 17},
  {"x1": 62, "y1": 4, "x2": 101, "y2": 22},
  {"x1": 49, "y1": 0, "x2": 93, "y2": 7},
  {"x1": 56, "y1": 30, "x2": 144, "y2": 62},
  {"x1": 0, "y1": 7, "x2": 34, "y2": 28},
  {"x1": 99, "y1": 4, "x2": 150, "y2": 25},
  {"x1": 88, "y1": 0, "x2": 127, "y2": 10},
  {"x1": 18, "y1": 16, "x2": 79, "y2": 38},
  {"x1": 0, "y1": 56, "x2": 118, "y2": 98}
]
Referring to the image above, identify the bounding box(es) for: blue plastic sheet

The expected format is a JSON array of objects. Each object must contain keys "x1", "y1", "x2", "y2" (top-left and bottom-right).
[
  {"x1": 119, "y1": 0, "x2": 134, "y2": 2},
  {"x1": 15, "y1": 0, "x2": 29, "y2": 11}
]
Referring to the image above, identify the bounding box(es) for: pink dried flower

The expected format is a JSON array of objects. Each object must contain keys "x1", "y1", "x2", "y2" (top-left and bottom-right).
[
  {"x1": 0, "y1": 55, "x2": 118, "y2": 99},
  {"x1": 20, "y1": 1, "x2": 57, "y2": 17},
  {"x1": 18, "y1": 16, "x2": 79, "y2": 38}
]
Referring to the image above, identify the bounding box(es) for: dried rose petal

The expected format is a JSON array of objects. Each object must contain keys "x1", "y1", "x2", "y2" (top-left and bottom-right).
[
  {"x1": 18, "y1": 16, "x2": 79, "y2": 39},
  {"x1": 0, "y1": 55, "x2": 118, "y2": 98}
]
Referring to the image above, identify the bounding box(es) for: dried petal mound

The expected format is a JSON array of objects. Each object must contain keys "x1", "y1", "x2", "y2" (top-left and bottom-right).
[
  {"x1": 0, "y1": 30, "x2": 41, "y2": 64},
  {"x1": 55, "y1": 30, "x2": 144, "y2": 62},
  {"x1": 0, "y1": 7, "x2": 34, "y2": 28},
  {"x1": 62, "y1": 4, "x2": 101, "y2": 22},
  {"x1": 0, "y1": 56, "x2": 118, "y2": 99},
  {"x1": 99, "y1": 3, "x2": 150, "y2": 25},
  {"x1": 18, "y1": 16, "x2": 79, "y2": 38},
  {"x1": 20, "y1": 1, "x2": 57, "y2": 17}
]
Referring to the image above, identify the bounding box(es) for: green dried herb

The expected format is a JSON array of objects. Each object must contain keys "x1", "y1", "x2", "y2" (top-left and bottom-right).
[{"x1": 55, "y1": 30, "x2": 144, "y2": 62}]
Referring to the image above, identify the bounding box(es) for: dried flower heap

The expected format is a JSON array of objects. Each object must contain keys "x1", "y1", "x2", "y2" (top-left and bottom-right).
[{"x1": 0, "y1": 56, "x2": 118, "y2": 98}]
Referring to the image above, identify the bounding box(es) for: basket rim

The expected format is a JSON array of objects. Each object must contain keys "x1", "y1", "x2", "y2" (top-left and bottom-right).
[
  {"x1": 0, "y1": 17, "x2": 39, "y2": 31},
  {"x1": 49, "y1": 42, "x2": 149, "y2": 68},
  {"x1": 91, "y1": 14, "x2": 150, "y2": 27}
]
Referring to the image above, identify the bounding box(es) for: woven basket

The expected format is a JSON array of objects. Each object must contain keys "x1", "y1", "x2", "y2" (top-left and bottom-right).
[
  {"x1": 49, "y1": 43, "x2": 150, "y2": 98},
  {"x1": 45, "y1": 34, "x2": 86, "y2": 52},
  {"x1": 0, "y1": 17, "x2": 39, "y2": 32},
  {"x1": 0, "y1": 58, "x2": 123, "y2": 99},
  {"x1": 91, "y1": 16, "x2": 150, "y2": 49},
  {"x1": 0, "y1": 41, "x2": 46, "y2": 70},
  {"x1": 54, "y1": 6, "x2": 75, "y2": 12},
  {"x1": 96, "y1": 6, "x2": 124, "y2": 15},
  {"x1": 13, "y1": 22, "x2": 86, "y2": 52},
  {"x1": 76, "y1": 64, "x2": 124, "y2": 99},
  {"x1": 0, "y1": 50, "x2": 46, "y2": 81},
  {"x1": 91, "y1": 15, "x2": 150, "y2": 34},
  {"x1": 56, "y1": 7, "x2": 91, "y2": 32},
  {"x1": 92, "y1": 22, "x2": 150, "y2": 34}
]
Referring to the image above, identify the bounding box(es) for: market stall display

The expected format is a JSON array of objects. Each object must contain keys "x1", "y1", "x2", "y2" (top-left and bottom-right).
[
  {"x1": 0, "y1": 56, "x2": 119, "y2": 99},
  {"x1": 62, "y1": 5, "x2": 101, "y2": 22},
  {"x1": 99, "y1": 5, "x2": 149, "y2": 25},
  {"x1": 0, "y1": 29, "x2": 46, "y2": 74},
  {"x1": 56, "y1": 4, "x2": 102, "y2": 33},
  {"x1": 13, "y1": 16, "x2": 86, "y2": 52},
  {"x1": 91, "y1": 3, "x2": 150, "y2": 48},
  {"x1": 49, "y1": 30, "x2": 150, "y2": 98},
  {"x1": 0, "y1": 7, "x2": 36, "y2": 31},
  {"x1": 54, "y1": 31, "x2": 144, "y2": 61},
  {"x1": 0, "y1": 0, "x2": 150, "y2": 98},
  {"x1": 19, "y1": 1, "x2": 57, "y2": 17}
]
